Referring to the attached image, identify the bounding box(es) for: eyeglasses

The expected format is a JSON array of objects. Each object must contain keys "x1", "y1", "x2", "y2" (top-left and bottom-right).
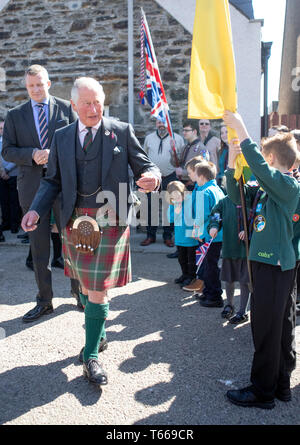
[
  {"x1": 199, "y1": 122, "x2": 210, "y2": 126},
  {"x1": 183, "y1": 129, "x2": 193, "y2": 132}
]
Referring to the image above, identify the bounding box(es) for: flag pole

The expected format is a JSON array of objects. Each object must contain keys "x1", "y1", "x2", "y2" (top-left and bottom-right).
[{"x1": 238, "y1": 175, "x2": 253, "y2": 293}]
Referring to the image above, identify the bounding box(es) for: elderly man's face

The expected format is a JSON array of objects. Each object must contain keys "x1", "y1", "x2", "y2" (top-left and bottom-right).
[
  {"x1": 25, "y1": 72, "x2": 51, "y2": 103},
  {"x1": 71, "y1": 87, "x2": 104, "y2": 127}
]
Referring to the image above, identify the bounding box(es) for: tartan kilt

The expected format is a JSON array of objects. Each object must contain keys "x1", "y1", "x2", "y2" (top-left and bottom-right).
[{"x1": 61, "y1": 208, "x2": 131, "y2": 291}]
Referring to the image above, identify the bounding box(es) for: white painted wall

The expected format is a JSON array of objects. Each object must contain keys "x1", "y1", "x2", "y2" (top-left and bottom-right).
[
  {"x1": 0, "y1": 0, "x2": 9, "y2": 11},
  {"x1": 155, "y1": 0, "x2": 262, "y2": 143}
]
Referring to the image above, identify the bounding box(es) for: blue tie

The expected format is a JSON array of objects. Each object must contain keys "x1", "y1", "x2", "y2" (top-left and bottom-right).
[{"x1": 37, "y1": 103, "x2": 48, "y2": 150}]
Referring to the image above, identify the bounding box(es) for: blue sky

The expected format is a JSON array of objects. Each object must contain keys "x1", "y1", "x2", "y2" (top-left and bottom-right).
[{"x1": 252, "y1": 0, "x2": 286, "y2": 105}]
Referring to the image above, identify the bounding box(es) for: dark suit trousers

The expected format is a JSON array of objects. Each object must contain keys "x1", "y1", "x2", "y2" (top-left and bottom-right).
[
  {"x1": 0, "y1": 176, "x2": 21, "y2": 229},
  {"x1": 250, "y1": 261, "x2": 297, "y2": 400}
]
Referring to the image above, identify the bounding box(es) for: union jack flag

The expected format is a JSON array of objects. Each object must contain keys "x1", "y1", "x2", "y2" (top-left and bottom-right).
[
  {"x1": 195, "y1": 239, "x2": 213, "y2": 273},
  {"x1": 140, "y1": 8, "x2": 173, "y2": 138}
]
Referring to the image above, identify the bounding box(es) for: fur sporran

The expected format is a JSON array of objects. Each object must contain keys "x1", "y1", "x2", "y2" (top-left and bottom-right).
[{"x1": 70, "y1": 215, "x2": 102, "y2": 254}]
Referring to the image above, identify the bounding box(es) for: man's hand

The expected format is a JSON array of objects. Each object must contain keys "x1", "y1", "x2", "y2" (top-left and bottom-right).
[
  {"x1": 33, "y1": 149, "x2": 49, "y2": 165},
  {"x1": 223, "y1": 111, "x2": 249, "y2": 143},
  {"x1": 175, "y1": 167, "x2": 183, "y2": 177},
  {"x1": 228, "y1": 138, "x2": 242, "y2": 169},
  {"x1": 136, "y1": 172, "x2": 159, "y2": 193},
  {"x1": 0, "y1": 171, "x2": 9, "y2": 180},
  {"x1": 209, "y1": 228, "x2": 218, "y2": 239},
  {"x1": 21, "y1": 210, "x2": 40, "y2": 232}
]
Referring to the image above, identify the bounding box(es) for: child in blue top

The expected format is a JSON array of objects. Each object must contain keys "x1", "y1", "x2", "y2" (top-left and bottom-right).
[
  {"x1": 192, "y1": 161, "x2": 225, "y2": 307},
  {"x1": 167, "y1": 181, "x2": 198, "y2": 288}
]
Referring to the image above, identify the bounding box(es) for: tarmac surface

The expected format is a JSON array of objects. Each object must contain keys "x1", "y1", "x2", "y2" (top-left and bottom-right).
[{"x1": 0, "y1": 228, "x2": 299, "y2": 426}]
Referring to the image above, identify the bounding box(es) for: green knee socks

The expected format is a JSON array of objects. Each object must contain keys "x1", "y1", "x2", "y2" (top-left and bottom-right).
[
  {"x1": 80, "y1": 293, "x2": 107, "y2": 341},
  {"x1": 83, "y1": 300, "x2": 109, "y2": 362}
]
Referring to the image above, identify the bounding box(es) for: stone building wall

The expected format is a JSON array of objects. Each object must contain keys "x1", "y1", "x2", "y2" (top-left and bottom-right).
[{"x1": 0, "y1": 0, "x2": 194, "y2": 140}]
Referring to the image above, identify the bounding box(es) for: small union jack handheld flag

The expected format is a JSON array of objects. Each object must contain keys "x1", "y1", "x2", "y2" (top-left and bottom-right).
[{"x1": 195, "y1": 238, "x2": 213, "y2": 273}]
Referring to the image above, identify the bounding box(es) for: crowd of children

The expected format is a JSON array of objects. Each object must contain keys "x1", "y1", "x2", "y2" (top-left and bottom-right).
[{"x1": 165, "y1": 113, "x2": 300, "y2": 410}]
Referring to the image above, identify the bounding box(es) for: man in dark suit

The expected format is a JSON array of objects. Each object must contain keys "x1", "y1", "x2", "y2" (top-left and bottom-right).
[
  {"x1": 21, "y1": 76, "x2": 161, "y2": 387},
  {"x1": 2, "y1": 65, "x2": 79, "y2": 322}
]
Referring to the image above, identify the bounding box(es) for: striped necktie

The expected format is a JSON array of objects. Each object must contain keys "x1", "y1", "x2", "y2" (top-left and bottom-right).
[
  {"x1": 83, "y1": 127, "x2": 93, "y2": 152},
  {"x1": 37, "y1": 103, "x2": 48, "y2": 150}
]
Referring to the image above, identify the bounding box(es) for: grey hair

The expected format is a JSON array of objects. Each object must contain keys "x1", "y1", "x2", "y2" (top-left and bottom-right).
[{"x1": 71, "y1": 77, "x2": 105, "y2": 105}]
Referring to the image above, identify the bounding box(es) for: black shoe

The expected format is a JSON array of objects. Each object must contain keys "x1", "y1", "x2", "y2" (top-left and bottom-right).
[
  {"x1": 22, "y1": 304, "x2": 54, "y2": 323},
  {"x1": 200, "y1": 297, "x2": 224, "y2": 308},
  {"x1": 0, "y1": 233, "x2": 5, "y2": 242},
  {"x1": 25, "y1": 259, "x2": 34, "y2": 271},
  {"x1": 21, "y1": 238, "x2": 29, "y2": 244},
  {"x1": 51, "y1": 257, "x2": 64, "y2": 269},
  {"x1": 221, "y1": 304, "x2": 234, "y2": 319},
  {"x1": 226, "y1": 386, "x2": 275, "y2": 410},
  {"x1": 79, "y1": 338, "x2": 108, "y2": 363},
  {"x1": 174, "y1": 275, "x2": 186, "y2": 284},
  {"x1": 229, "y1": 313, "x2": 249, "y2": 325},
  {"x1": 167, "y1": 251, "x2": 178, "y2": 259},
  {"x1": 17, "y1": 233, "x2": 28, "y2": 239},
  {"x1": 83, "y1": 359, "x2": 108, "y2": 385}
]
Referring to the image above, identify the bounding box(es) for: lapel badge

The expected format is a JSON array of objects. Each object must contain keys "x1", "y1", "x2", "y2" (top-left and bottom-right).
[{"x1": 105, "y1": 129, "x2": 110, "y2": 136}]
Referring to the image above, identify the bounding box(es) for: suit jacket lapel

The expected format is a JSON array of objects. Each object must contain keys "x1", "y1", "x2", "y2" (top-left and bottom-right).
[
  {"x1": 22, "y1": 100, "x2": 41, "y2": 148},
  {"x1": 48, "y1": 95, "x2": 58, "y2": 144},
  {"x1": 62, "y1": 121, "x2": 77, "y2": 191},
  {"x1": 102, "y1": 117, "x2": 117, "y2": 184}
]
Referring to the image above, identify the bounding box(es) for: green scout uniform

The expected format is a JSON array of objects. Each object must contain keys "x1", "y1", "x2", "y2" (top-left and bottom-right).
[
  {"x1": 225, "y1": 139, "x2": 299, "y2": 271},
  {"x1": 208, "y1": 195, "x2": 246, "y2": 259},
  {"x1": 225, "y1": 137, "x2": 300, "y2": 401}
]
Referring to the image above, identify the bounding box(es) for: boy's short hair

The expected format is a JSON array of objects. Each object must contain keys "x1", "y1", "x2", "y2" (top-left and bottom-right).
[
  {"x1": 195, "y1": 161, "x2": 217, "y2": 181},
  {"x1": 185, "y1": 155, "x2": 203, "y2": 171},
  {"x1": 261, "y1": 132, "x2": 298, "y2": 170},
  {"x1": 182, "y1": 119, "x2": 199, "y2": 135},
  {"x1": 166, "y1": 181, "x2": 187, "y2": 204}
]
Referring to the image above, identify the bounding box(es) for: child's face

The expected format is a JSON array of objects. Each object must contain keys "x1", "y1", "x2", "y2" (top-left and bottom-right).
[
  {"x1": 171, "y1": 190, "x2": 183, "y2": 203},
  {"x1": 187, "y1": 166, "x2": 197, "y2": 182}
]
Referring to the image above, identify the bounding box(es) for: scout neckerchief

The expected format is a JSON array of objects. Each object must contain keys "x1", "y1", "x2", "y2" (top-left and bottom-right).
[
  {"x1": 156, "y1": 130, "x2": 169, "y2": 154},
  {"x1": 248, "y1": 188, "x2": 265, "y2": 240}
]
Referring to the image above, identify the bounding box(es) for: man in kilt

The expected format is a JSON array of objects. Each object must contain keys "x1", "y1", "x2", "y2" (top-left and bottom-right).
[{"x1": 21, "y1": 77, "x2": 161, "y2": 386}]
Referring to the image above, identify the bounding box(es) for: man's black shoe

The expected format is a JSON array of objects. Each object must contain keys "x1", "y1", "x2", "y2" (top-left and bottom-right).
[
  {"x1": 79, "y1": 338, "x2": 108, "y2": 363},
  {"x1": 22, "y1": 304, "x2": 54, "y2": 323},
  {"x1": 51, "y1": 257, "x2": 64, "y2": 269},
  {"x1": 226, "y1": 386, "x2": 275, "y2": 409},
  {"x1": 17, "y1": 233, "x2": 28, "y2": 239},
  {"x1": 21, "y1": 238, "x2": 29, "y2": 244},
  {"x1": 200, "y1": 297, "x2": 223, "y2": 308},
  {"x1": 0, "y1": 233, "x2": 5, "y2": 242},
  {"x1": 25, "y1": 259, "x2": 34, "y2": 271},
  {"x1": 83, "y1": 359, "x2": 108, "y2": 385},
  {"x1": 167, "y1": 251, "x2": 178, "y2": 259}
]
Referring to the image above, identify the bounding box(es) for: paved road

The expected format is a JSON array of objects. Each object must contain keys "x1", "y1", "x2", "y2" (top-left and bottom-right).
[{"x1": 0, "y1": 230, "x2": 299, "y2": 425}]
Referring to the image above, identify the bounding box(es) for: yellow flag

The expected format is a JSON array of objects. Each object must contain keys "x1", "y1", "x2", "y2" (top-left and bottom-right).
[{"x1": 188, "y1": 0, "x2": 248, "y2": 180}]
